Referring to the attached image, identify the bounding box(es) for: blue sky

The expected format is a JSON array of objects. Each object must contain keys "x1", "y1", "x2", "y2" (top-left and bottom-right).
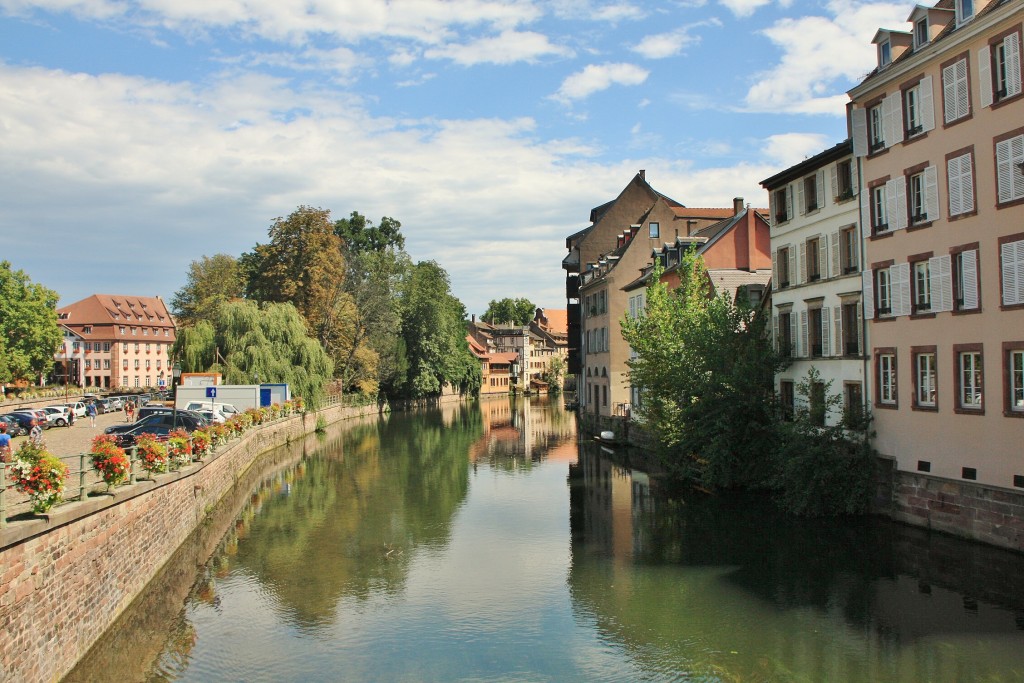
[{"x1": 0, "y1": 0, "x2": 909, "y2": 316}]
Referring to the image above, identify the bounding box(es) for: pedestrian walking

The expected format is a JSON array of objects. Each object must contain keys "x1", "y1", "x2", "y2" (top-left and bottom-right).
[
  {"x1": 29, "y1": 420, "x2": 44, "y2": 447},
  {"x1": 126, "y1": 401, "x2": 134, "y2": 422},
  {"x1": 87, "y1": 402, "x2": 98, "y2": 427}
]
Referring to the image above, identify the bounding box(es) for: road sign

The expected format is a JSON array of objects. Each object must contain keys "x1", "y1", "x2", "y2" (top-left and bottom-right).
[
  {"x1": 158, "y1": 379, "x2": 166, "y2": 388},
  {"x1": 206, "y1": 387, "x2": 217, "y2": 398}
]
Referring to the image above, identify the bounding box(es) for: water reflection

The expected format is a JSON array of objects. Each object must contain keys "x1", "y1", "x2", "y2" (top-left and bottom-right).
[
  {"x1": 569, "y1": 442, "x2": 1024, "y2": 682},
  {"x1": 470, "y1": 395, "x2": 577, "y2": 470}
]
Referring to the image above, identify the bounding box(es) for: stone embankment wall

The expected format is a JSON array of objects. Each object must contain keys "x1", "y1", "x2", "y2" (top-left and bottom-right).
[
  {"x1": 0, "y1": 402, "x2": 380, "y2": 683},
  {"x1": 578, "y1": 415, "x2": 1024, "y2": 554}
]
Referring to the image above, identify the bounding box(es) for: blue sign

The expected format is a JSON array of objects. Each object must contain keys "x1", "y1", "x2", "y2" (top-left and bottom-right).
[{"x1": 206, "y1": 387, "x2": 217, "y2": 398}]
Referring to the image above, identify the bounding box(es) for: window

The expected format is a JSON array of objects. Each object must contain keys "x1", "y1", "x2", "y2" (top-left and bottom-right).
[
  {"x1": 145, "y1": 343, "x2": 151, "y2": 353},
  {"x1": 995, "y1": 134, "x2": 1024, "y2": 204},
  {"x1": 845, "y1": 382, "x2": 865, "y2": 426},
  {"x1": 915, "y1": 351, "x2": 937, "y2": 408},
  {"x1": 806, "y1": 236, "x2": 822, "y2": 281},
  {"x1": 880, "y1": 352, "x2": 897, "y2": 405},
  {"x1": 83, "y1": 325, "x2": 92, "y2": 334},
  {"x1": 156, "y1": 359, "x2": 162, "y2": 369},
  {"x1": 1001, "y1": 238, "x2": 1024, "y2": 306},
  {"x1": 134, "y1": 377, "x2": 140, "y2": 388},
  {"x1": 987, "y1": 32, "x2": 1022, "y2": 105},
  {"x1": 834, "y1": 160, "x2": 854, "y2": 201},
  {"x1": 877, "y1": 268, "x2": 892, "y2": 315},
  {"x1": 803, "y1": 175, "x2": 819, "y2": 213},
  {"x1": 959, "y1": 350, "x2": 983, "y2": 410},
  {"x1": 1009, "y1": 348, "x2": 1024, "y2": 413},
  {"x1": 953, "y1": 248, "x2": 979, "y2": 311},
  {"x1": 879, "y1": 40, "x2": 891, "y2": 67},
  {"x1": 145, "y1": 360, "x2": 151, "y2": 370},
  {"x1": 84, "y1": 342, "x2": 92, "y2": 352},
  {"x1": 85, "y1": 359, "x2": 92, "y2": 370},
  {"x1": 649, "y1": 222, "x2": 660, "y2": 239},
  {"x1": 839, "y1": 226, "x2": 858, "y2": 274},
  {"x1": 143, "y1": 328, "x2": 148, "y2": 336},
  {"x1": 123, "y1": 360, "x2": 128, "y2": 370},
  {"x1": 119, "y1": 326, "x2": 125, "y2": 334},
  {"x1": 914, "y1": 17, "x2": 928, "y2": 50},
  {"x1": 913, "y1": 260, "x2": 931, "y2": 312},
  {"x1": 777, "y1": 310, "x2": 795, "y2": 357},
  {"x1": 956, "y1": 0, "x2": 973, "y2": 25},
  {"x1": 103, "y1": 360, "x2": 110, "y2": 370},
  {"x1": 806, "y1": 307, "x2": 824, "y2": 358},
  {"x1": 134, "y1": 343, "x2": 140, "y2": 352},
  {"x1": 103, "y1": 342, "x2": 110, "y2": 352},
  {"x1": 776, "y1": 246, "x2": 792, "y2": 288},
  {"x1": 773, "y1": 187, "x2": 791, "y2": 224},
  {"x1": 869, "y1": 103, "x2": 885, "y2": 151},
  {"x1": 779, "y1": 381, "x2": 795, "y2": 421},
  {"x1": 841, "y1": 301, "x2": 861, "y2": 356},
  {"x1": 908, "y1": 172, "x2": 926, "y2": 224},
  {"x1": 809, "y1": 381, "x2": 826, "y2": 426},
  {"x1": 871, "y1": 185, "x2": 888, "y2": 233},
  {"x1": 942, "y1": 58, "x2": 970, "y2": 123},
  {"x1": 134, "y1": 360, "x2": 140, "y2": 369},
  {"x1": 947, "y1": 152, "x2": 975, "y2": 216},
  {"x1": 905, "y1": 83, "x2": 923, "y2": 136},
  {"x1": 131, "y1": 327, "x2": 137, "y2": 335},
  {"x1": 72, "y1": 341, "x2": 80, "y2": 353}
]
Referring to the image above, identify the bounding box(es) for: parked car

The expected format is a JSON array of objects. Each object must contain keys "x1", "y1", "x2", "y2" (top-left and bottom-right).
[
  {"x1": 42, "y1": 406, "x2": 72, "y2": 427},
  {"x1": 105, "y1": 412, "x2": 207, "y2": 447},
  {"x1": 185, "y1": 402, "x2": 239, "y2": 418},
  {"x1": 3, "y1": 412, "x2": 41, "y2": 432},
  {"x1": 11, "y1": 410, "x2": 50, "y2": 430},
  {"x1": 192, "y1": 408, "x2": 226, "y2": 424},
  {"x1": 107, "y1": 397, "x2": 125, "y2": 411},
  {"x1": 0, "y1": 414, "x2": 27, "y2": 438},
  {"x1": 64, "y1": 402, "x2": 87, "y2": 418}
]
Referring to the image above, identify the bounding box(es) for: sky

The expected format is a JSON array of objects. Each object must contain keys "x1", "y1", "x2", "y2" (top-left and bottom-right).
[{"x1": 0, "y1": 0, "x2": 911, "y2": 317}]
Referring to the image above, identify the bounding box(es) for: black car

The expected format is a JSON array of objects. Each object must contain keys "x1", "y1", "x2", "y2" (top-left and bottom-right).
[
  {"x1": 105, "y1": 412, "x2": 207, "y2": 447},
  {"x1": 0, "y1": 414, "x2": 26, "y2": 438}
]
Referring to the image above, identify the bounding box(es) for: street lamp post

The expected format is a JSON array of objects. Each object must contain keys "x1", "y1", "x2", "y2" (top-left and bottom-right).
[{"x1": 171, "y1": 362, "x2": 182, "y2": 430}]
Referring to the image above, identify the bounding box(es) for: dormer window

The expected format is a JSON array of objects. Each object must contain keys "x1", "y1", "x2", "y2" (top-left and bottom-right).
[
  {"x1": 914, "y1": 17, "x2": 928, "y2": 49},
  {"x1": 879, "y1": 40, "x2": 891, "y2": 67},
  {"x1": 956, "y1": 0, "x2": 973, "y2": 26}
]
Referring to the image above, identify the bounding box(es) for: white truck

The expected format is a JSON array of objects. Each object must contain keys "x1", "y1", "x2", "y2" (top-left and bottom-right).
[{"x1": 173, "y1": 384, "x2": 290, "y2": 412}]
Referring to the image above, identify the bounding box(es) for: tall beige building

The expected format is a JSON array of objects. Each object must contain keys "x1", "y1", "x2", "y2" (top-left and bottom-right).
[{"x1": 849, "y1": 0, "x2": 1024, "y2": 522}]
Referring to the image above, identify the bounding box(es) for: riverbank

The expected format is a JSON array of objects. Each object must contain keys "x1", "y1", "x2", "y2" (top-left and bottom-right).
[{"x1": 0, "y1": 400, "x2": 383, "y2": 683}]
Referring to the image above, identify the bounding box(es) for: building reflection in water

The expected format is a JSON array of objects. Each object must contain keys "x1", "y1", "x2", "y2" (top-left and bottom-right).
[{"x1": 470, "y1": 395, "x2": 577, "y2": 471}]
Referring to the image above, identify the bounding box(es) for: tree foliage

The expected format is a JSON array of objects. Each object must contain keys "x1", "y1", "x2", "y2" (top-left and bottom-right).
[
  {"x1": 482, "y1": 297, "x2": 536, "y2": 325},
  {"x1": 170, "y1": 253, "x2": 245, "y2": 327},
  {"x1": 334, "y1": 212, "x2": 406, "y2": 254},
  {"x1": 620, "y1": 251, "x2": 783, "y2": 490},
  {"x1": 392, "y1": 261, "x2": 481, "y2": 399},
  {"x1": 174, "y1": 300, "x2": 333, "y2": 407},
  {"x1": 0, "y1": 262, "x2": 62, "y2": 383}
]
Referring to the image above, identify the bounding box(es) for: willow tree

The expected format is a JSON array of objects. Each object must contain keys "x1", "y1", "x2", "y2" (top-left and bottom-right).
[
  {"x1": 620, "y1": 251, "x2": 781, "y2": 490},
  {"x1": 174, "y1": 300, "x2": 333, "y2": 407}
]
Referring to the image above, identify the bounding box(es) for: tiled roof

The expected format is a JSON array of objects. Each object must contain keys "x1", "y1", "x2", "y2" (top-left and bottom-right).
[
  {"x1": 669, "y1": 207, "x2": 735, "y2": 219},
  {"x1": 535, "y1": 308, "x2": 568, "y2": 335},
  {"x1": 57, "y1": 294, "x2": 175, "y2": 338},
  {"x1": 707, "y1": 269, "x2": 772, "y2": 301}
]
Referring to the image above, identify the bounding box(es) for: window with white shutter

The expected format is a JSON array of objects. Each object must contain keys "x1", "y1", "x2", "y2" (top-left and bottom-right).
[
  {"x1": 863, "y1": 270, "x2": 875, "y2": 320},
  {"x1": 1001, "y1": 239, "x2": 1024, "y2": 306},
  {"x1": 955, "y1": 249, "x2": 979, "y2": 311},
  {"x1": 995, "y1": 134, "x2": 1024, "y2": 204},
  {"x1": 942, "y1": 58, "x2": 970, "y2": 123},
  {"x1": 929, "y1": 255, "x2": 953, "y2": 313},
  {"x1": 947, "y1": 152, "x2": 974, "y2": 216},
  {"x1": 989, "y1": 32, "x2": 1022, "y2": 105},
  {"x1": 891, "y1": 262, "x2": 911, "y2": 317}
]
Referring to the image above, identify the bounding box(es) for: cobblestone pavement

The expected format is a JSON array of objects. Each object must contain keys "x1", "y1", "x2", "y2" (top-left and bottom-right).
[{"x1": 11, "y1": 409, "x2": 136, "y2": 457}]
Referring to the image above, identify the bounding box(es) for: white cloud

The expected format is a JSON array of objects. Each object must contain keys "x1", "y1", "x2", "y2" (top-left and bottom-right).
[
  {"x1": 424, "y1": 30, "x2": 574, "y2": 66},
  {"x1": 744, "y1": 0, "x2": 908, "y2": 114},
  {"x1": 631, "y1": 19, "x2": 720, "y2": 59},
  {"x1": 718, "y1": 0, "x2": 771, "y2": 18},
  {"x1": 762, "y1": 132, "x2": 833, "y2": 167},
  {"x1": 549, "y1": 1, "x2": 646, "y2": 22},
  {"x1": 551, "y1": 62, "x2": 649, "y2": 104}
]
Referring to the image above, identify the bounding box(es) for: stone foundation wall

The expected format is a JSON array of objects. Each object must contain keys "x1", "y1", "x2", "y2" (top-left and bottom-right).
[{"x1": 0, "y1": 403, "x2": 378, "y2": 683}]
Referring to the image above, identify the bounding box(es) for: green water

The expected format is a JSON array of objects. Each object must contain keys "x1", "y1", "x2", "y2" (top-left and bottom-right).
[{"x1": 66, "y1": 398, "x2": 1024, "y2": 682}]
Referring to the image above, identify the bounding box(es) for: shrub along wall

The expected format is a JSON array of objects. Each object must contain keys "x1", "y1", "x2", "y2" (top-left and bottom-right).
[{"x1": 0, "y1": 402, "x2": 379, "y2": 683}]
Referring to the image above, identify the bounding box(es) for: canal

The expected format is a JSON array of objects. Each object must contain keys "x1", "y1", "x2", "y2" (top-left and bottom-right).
[{"x1": 66, "y1": 398, "x2": 1024, "y2": 682}]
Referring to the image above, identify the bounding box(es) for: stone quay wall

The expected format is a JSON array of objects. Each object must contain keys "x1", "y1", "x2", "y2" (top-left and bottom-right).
[{"x1": 0, "y1": 402, "x2": 380, "y2": 683}]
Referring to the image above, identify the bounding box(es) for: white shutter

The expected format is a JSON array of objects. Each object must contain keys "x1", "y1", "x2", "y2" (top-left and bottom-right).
[
  {"x1": 852, "y1": 108, "x2": 868, "y2": 157},
  {"x1": 947, "y1": 153, "x2": 974, "y2": 216},
  {"x1": 851, "y1": 159, "x2": 859, "y2": 196},
  {"x1": 885, "y1": 179, "x2": 898, "y2": 231},
  {"x1": 995, "y1": 137, "x2": 1024, "y2": 204},
  {"x1": 799, "y1": 241, "x2": 807, "y2": 284},
  {"x1": 819, "y1": 236, "x2": 828, "y2": 279},
  {"x1": 1006, "y1": 32, "x2": 1022, "y2": 98},
  {"x1": 790, "y1": 314, "x2": 798, "y2": 359},
  {"x1": 856, "y1": 305, "x2": 863, "y2": 357},
  {"x1": 892, "y1": 262, "x2": 911, "y2": 317},
  {"x1": 773, "y1": 315, "x2": 780, "y2": 352},
  {"x1": 885, "y1": 92, "x2": 904, "y2": 145},
  {"x1": 831, "y1": 230, "x2": 841, "y2": 277},
  {"x1": 769, "y1": 191, "x2": 777, "y2": 228},
  {"x1": 979, "y1": 45, "x2": 993, "y2": 108},
  {"x1": 800, "y1": 310, "x2": 808, "y2": 358},
  {"x1": 772, "y1": 250, "x2": 779, "y2": 291},
  {"x1": 797, "y1": 179, "x2": 805, "y2": 215},
  {"x1": 863, "y1": 270, "x2": 875, "y2": 320},
  {"x1": 861, "y1": 189, "x2": 873, "y2": 239},
  {"x1": 924, "y1": 165, "x2": 939, "y2": 222},
  {"x1": 894, "y1": 176, "x2": 908, "y2": 230},
  {"x1": 930, "y1": 255, "x2": 953, "y2": 313},
  {"x1": 817, "y1": 169, "x2": 826, "y2": 208},
  {"x1": 942, "y1": 63, "x2": 957, "y2": 123},
  {"x1": 788, "y1": 246, "x2": 796, "y2": 288},
  {"x1": 834, "y1": 307, "x2": 843, "y2": 356},
  {"x1": 919, "y1": 75, "x2": 935, "y2": 132},
  {"x1": 821, "y1": 307, "x2": 831, "y2": 358},
  {"x1": 962, "y1": 249, "x2": 978, "y2": 310},
  {"x1": 786, "y1": 185, "x2": 794, "y2": 221},
  {"x1": 830, "y1": 164, "x2": 838, "y2": 199}
]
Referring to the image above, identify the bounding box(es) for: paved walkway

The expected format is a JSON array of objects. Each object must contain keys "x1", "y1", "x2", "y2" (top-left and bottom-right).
[{"x1": 14, "y1": 410, "x2": 136, "y2": 457}]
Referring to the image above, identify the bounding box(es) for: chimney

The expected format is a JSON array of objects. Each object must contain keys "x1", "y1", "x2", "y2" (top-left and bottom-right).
[
  {"x1": 639, "y1": 169, "x2": 646, "y2": 180},
  {"x1": 733, "y1": 197, "x2": 744, "y2": 215}
]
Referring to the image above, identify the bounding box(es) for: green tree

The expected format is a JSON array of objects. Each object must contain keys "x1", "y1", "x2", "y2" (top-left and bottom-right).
[
  {"x1": 334, "y1": 212, "x2": 406, "y2": 254},
  {"x1": 170, "y1": 253, "x2": 245, "y2": 327},
  {"x1": 620, "y1": 251, "x2": 783, "y2": 489},
  {"x1": 0, "y1": 262, "x2": 62, "y2": 384},
  {"x1": 393, "y1": 261, "x2": 481, "y2": 399},
  {"x1": 482, "y1": 297, "x2": 536, "y2": 325},
  {"x1": 542, "y1": 356, "x2": 566, "y2": 395},
  {"x1": 174, "y1": 300, "x2": 333, "y2": 407}
]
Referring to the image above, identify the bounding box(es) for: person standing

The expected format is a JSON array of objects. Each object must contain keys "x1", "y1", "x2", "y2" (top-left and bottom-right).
[
  {"x1": 87, "y1": 401, "x2": 97, "y2": 427},
  {"x1": 126, "y1": 401, "x2": 134, "y2": 422},
  {"x1": 29, "y1": 419, "x2": 44, "y2": 447},
  {"x1": 0, "y1": 423, "x2": 11, "y2": 462}
]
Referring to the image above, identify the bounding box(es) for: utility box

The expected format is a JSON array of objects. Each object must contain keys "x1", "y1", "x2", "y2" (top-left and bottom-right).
[{"x1": 174, "y1": 383, "x2": 290, "y2": 412}]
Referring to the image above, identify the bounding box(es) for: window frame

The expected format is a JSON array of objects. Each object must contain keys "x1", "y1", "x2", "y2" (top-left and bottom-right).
[
  {"x1": 876, "y1": 268, "x2": 893, "y2": 316},
  {"x1": 803, "y1": 175, "x2": 819, "y2": 213},
  {"x1": 912, "y1": 257, "x2": 932, "y2": 314},
  {"x1": 840, "y1": 225, "x2": 858, "y2": 275},
  {"x1": 871, "y1": 183, "x2": 889, "y2": 234},
  {"x1": 876, "y1": 349, "x2": 898, "y2": 408},
  {"x1": 806, "y1": 236, "x2": 822, "y2": 282},
  {"x1": 994, "y1": 130, "x2": 1024, "y2": 206},
  {"x1": 913, "y1": 347, "x2": 938, "y2": 411},
  {"x1": 1004, "y1": 342, "x2": 1024, "y2": 417},
  {"x1": 649, "y1": 222, "x2": 660, "y2": 239},
  {"x1": 941, "y1": 54, "x2": 971, "y2": 124},
  {"x1": 869, "y1": 103, "x2": 886, "y2": 152},
  {"x1": 999, "y1": 233, "x2": 1024, "y2": 309},
  {"x1": 954, "y1": 344, "x2": 984, "y2": 414}
]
